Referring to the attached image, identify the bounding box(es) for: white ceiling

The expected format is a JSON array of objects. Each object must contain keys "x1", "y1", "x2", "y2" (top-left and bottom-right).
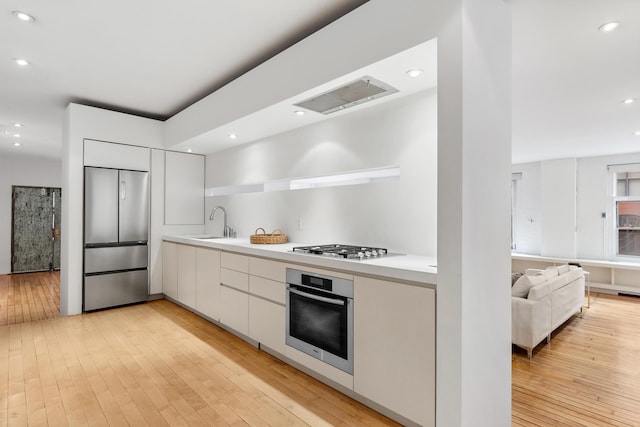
[
  {"x1": 0, "y1": 0, "x2": 367, "y2": 158},
  {"x1": 1, "y1": 1, "x2": 639, "y2": 164},
  {"x1": 510, "y1": 0, "x2": 640, "y2": 163}
]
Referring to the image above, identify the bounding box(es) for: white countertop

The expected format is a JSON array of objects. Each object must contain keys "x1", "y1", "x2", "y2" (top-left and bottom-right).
[{"x1": 163, "y1": 235, "x2": 437, "y2": 286}]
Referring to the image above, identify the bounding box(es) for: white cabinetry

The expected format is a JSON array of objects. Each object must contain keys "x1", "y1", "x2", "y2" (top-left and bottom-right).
[
  {"x1": 220, "y1": 253, "x2": 249, "y2": 335},
  {"x1": 177, "y1": 245, "x2": 196, "y2": 307},
  {"x1": 164, "y1": 151, "x2": 204, "y2": 225},
  {"x1": 195, "y1": 247, "x2": 221, "y2": 321},
  {"x1": 84, "y1": 139, "x2": 150, "y2": 171},
  {"x1": 162, "y1": 242, "x2": 178, "y2": 300},
  {"x1": 354, "y1": 276, "x2": 435, "y2": 427},
  {"x1": 248, "y1": 258, "x2": 286, "y2": 354}
]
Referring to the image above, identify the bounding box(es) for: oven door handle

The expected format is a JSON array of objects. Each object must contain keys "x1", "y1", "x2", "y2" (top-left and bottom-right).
[{"x1": 288, "y1": 287, "x2": 345, "y2": 306}]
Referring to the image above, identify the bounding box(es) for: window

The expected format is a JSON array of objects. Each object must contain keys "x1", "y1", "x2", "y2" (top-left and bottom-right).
[
  {"x1": 616, "y1": 201, "x2": 640, "y2": 256},
  {"x1": 616, "y1": 172, "x2": 640, "y2": 197},
  {"x1": 609, "y1": 166, "x2": 640, "y2": 258}
]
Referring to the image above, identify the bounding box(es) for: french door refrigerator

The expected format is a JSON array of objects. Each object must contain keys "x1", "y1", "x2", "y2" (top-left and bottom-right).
[{"x1": 83, "y1": 166, "x2": 149, "y2": 311}]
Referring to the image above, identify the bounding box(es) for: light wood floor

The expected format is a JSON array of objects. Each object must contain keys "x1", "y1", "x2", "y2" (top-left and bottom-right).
[
  {"x1": 0, "y1": 297, "x2": 399, "y2": 426},
  {"x1": 2, "y1": 273, "x2": 640, "y2": 426},
  {"x1": 512, "y1": 293, "x2": 640, "y2": 426},
  {"x1": 0, "y1": 272, "x2": 60, "y2": 326}
]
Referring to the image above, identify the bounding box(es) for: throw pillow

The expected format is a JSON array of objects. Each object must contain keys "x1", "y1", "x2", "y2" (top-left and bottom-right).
[
  {"x1": 511, "y1": 272, "x2": 523, "y2": 286},
  {"x1": 542, "y1": 267, "x2": 559, "y2": 280},
  {"x1": 512, "y1": 274, "x2": 547, "y2": 298},
  {"x1": 557, "y1": 264, "x2": 570, "y2": 275}
]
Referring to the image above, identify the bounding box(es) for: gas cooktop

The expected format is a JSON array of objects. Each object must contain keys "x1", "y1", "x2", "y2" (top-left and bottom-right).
[{"x1": 292, "y1": 244, "x2": 388, "y2": 260}]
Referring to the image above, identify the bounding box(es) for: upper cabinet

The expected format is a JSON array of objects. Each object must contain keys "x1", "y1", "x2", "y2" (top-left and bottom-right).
[
  {"x1": 164, "y1": 151, "x2": 205, "y2": 225},
  {"x1": 84, "y1": 139, "x2": 150, "y2": 171}
]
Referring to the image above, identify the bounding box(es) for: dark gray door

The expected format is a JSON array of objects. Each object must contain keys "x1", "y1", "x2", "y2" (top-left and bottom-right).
[{"x1": 11, "y1": 186, "x2": 62, "y2": 273}]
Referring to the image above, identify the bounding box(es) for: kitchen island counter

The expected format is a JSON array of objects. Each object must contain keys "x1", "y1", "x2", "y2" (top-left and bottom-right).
[{"x1": 163, "y1": 235, "x2": 437, "y2": 287}]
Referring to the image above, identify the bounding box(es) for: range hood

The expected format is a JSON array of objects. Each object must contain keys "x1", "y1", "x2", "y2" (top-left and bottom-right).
[{"x1": 294, "y1": 76, "x2": 398, "y2": 115}]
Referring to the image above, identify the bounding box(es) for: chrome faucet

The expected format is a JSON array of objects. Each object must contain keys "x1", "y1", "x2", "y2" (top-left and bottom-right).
[{"x1": 209, "y1": 206, "x2": 233, "y2": 237}]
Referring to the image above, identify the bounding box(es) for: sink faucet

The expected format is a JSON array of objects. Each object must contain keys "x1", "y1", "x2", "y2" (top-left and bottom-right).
[{"x1": 209, "y1": 206, "x2": 232, "y2": 237}]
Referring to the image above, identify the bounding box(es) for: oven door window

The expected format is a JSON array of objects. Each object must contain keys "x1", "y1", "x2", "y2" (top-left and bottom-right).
[{"x1": 289, "y1": 287, "x2": 348, "y2": 359}]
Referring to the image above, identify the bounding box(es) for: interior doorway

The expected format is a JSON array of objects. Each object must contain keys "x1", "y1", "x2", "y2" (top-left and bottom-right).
[{"x1": 11, "y1": 186, "x2": 62, "y2": 273}]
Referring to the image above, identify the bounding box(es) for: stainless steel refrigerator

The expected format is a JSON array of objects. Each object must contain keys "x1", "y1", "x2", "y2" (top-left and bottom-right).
[{"x1": 83, "y1": 166, "x2": 149, "y2": 311}]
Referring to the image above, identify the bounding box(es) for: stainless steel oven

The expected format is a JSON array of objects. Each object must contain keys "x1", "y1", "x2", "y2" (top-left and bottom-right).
[{"x1": 286, "y1": 268, "x2": 353, "y2": 375}]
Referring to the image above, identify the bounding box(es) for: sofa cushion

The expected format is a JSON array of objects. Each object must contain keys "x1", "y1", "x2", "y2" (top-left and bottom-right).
[
  {"x1": 543, "y1": 267, "x2": 559, "y2": 280},
  {"x1": 556, "y1": 264, "x2": 570, "y2": 275},
  {"x1": 549, "y1": 268, "x2": 584, "y2": 292},
  {"x1": 512, "y1": 274, "x2": 547, "y2": 298},
  {"x1": 528, "y1": 281, "x2": 553, "y2": 301}
]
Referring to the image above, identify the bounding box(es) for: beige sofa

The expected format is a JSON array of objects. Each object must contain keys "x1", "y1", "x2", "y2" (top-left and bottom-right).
[{"x1": 511, "y1": 265, "x2": 585, "y2": 358}]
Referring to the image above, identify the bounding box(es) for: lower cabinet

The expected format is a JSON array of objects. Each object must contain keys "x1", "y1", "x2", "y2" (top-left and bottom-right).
[
  {"x1": 354, "y1": 276, "x2": 435, "y2": 427},
  {"x1": 162, "y1": 242, "x2": 178, "y2": 300},
  {"x1": 219, "y1": 257, "x2": 249, "y2": 335},
  {"x1": 249, "y1": 295, "x2": 285, "y2": 354},
  {"x1": 177, "y1": 245, "x2": 197, "y2": 307},
  {"x1": 195, "y1": 247, "x2": 221, "y2": 321},
  {"x1": 220, "y1": 285, "x2": 249, "y2": 335},
  {"x1": 248, "y1": 261, "x2": 286, "y2": 354}
]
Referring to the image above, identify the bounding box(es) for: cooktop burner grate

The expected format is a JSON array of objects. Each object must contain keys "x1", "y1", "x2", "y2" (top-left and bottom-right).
[{"x1": 292, "y1": 244, "x2": 388, "y2": 259}]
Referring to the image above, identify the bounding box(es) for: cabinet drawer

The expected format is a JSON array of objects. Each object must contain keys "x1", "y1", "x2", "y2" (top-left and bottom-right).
[
  {"x1": 249, "y1": 275, "x2": 285, "y2": 305},
  {"x1": 221, "y1": 267, "x2": 248, "y2": 292},
  {"x1": 248, "y1": 257, "x2": 285, "y2": 282},
  {"x1": 221, "y1": 252, "x2": 249, "y2": 273}
]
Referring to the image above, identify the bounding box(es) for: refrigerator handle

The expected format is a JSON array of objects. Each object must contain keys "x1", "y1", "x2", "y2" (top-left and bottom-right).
[{"x1": 121, "y1": 180, "x2": 126, "y2": 200}]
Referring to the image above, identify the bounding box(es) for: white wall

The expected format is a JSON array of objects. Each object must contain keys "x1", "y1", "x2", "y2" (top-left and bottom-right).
[
  {"x1": 576, "y1": 152, "x2": 640, "y2": 260},
  {"x1": 512, "y1": 162, "x2": 541, "y2": 254},
  {"x1": 540, "y1": 158, "x2": 577, "y2": 258},
  {"x1": 0, "y1": 153, "x2": 61, "y2": 274},
  {"x1": 514, "y1": 151, "x2": 640, "y2": 261},
  {"x1": 436, "y1": 1, "x2": 512, "y2": 425},
  {"x1": 205, "y1": 90, "x2": 437, "y2": 256}
]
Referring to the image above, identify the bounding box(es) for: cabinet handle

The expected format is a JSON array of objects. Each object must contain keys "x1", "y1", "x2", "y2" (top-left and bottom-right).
[
  {"x1": 121, "y1": 181, "x2": 126, "y2": 200},
  {"x1": 288, "y1": 288, "x2": 345, "y2": 306}
]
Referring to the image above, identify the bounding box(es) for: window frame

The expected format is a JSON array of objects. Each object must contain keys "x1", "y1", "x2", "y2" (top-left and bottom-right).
[{"x1": 607, "y1": 163, "x2": 640, "y2": 261}]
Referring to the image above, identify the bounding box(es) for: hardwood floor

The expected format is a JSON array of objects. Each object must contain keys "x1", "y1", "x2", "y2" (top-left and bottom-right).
[
  {"x1": 0, "y1": 272, "x2": 60, "y2": 326},
  {"x1": 512, "y1": 293, "x2": 640, "y2": 426},
  {"x1": 0, "y1": 296, "x2": 399, "y2": 426},
  {"x1": 2, "y1": 272, "x2": 639, "y2": 426}
]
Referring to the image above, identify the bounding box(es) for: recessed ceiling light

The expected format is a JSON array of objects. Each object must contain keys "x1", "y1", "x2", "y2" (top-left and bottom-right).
[
  {"x1": 634, "y1": 131, "x2": 640, "y2": 136},
  {"x1": 294, "y1": 110, "x2": 305, "y2": 116},
  {"x1": 13, "y1": 134, "x2": 20, "y2": 138},
  {"x1": 186, "y1": 148, "x2": 192, "y2": 153},
  {"x1": 13, "y1": 122, "x2": 22, "y2": 128},
  {"x1": 14, "y1": 58, "x2": 30, "y2": 67},
  {"x1": 599, "y1": 21, "x2": 619, "y2": 32},
  {"x1": 406, "y1": 68, "x2": 423, "y2": 78},
  {"x1": 14, "y1": 142, "x2": 20, "y2": 147},
  {"x1": 12, "y1": 11, "x2": 35, "y2": 22},
  {"x1": 623, "y1": 98, "x2": 636, "y2": 104},
  {"x1": 228, "y1": 133, "x2": 238, "y2": 139}
]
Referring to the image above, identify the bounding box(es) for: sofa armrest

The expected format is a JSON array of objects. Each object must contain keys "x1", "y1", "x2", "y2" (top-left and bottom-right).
[{"x1": 512, "y1": 295, "x2": 552, "y2": 351}]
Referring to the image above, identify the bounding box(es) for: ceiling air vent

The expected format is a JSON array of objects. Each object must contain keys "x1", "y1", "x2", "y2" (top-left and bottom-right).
[{"x1": 294, "y1": 76, "x2": 398, "y2": 115}]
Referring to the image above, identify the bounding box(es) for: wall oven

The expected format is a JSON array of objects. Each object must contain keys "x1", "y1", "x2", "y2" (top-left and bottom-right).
[{"x1": 286, "y1": 268, "x2": 354, "y2": 375}]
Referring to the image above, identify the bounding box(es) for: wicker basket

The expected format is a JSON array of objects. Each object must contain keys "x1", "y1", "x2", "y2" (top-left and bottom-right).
[{"x1": 250, "y1": 228, "x2": 288, "y2": 244}]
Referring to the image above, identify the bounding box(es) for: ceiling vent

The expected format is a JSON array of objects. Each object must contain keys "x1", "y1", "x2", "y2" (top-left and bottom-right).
[{"x1": 294, "y1": 76, "x2": 398, "y2": 115}]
